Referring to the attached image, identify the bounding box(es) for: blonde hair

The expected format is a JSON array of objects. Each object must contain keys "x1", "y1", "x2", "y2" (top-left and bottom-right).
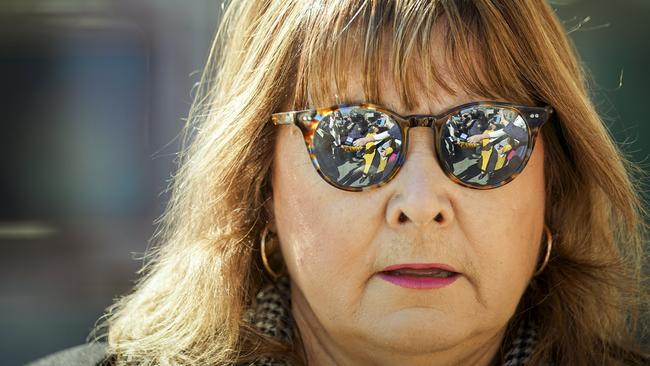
[{"x1": 93, "y1": 1, "x2": 649, "y2": 364}]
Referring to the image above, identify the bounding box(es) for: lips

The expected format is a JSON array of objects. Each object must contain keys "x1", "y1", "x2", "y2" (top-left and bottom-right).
[
  {"x1": 382, "y1": 268, "x2": 456, "y2": 278},
  {"x1": 378, "y1": 263, "x2": 460, "y2": 289},
  {"x1": 381, "y1": 262, "x2": 458, "y2": 274}
]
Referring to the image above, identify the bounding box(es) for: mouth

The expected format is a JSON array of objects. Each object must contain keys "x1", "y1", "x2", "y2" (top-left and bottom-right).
[
  {"x1": 381, "y1": 268, "x2": 457, "y2": 278},
  {"x1": 377, "y1": 263, "x2": 460, "y2": 289}
]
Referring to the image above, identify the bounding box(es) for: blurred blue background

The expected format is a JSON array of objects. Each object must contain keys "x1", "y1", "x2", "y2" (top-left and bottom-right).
[{"x1": 0, "y1": 1, "x2": 648, "y2": 365}]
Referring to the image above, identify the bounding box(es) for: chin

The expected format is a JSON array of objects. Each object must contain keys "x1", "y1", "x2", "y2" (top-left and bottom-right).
[{"x1": 363, "y1": 307, "x2": 474, "y2": 353}]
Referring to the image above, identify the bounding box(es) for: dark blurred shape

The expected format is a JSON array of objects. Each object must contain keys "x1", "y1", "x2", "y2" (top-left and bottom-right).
[
  {"x1": 0, "y1": 11, "x2": 150, "y2": 221},
  {"x1": 0, "y1": 1, "x2": 219, "y2": 365}
]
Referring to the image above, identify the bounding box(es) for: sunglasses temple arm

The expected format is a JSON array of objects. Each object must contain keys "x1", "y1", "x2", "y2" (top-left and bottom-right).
[
  {"x1": 520, "y1": 106, "x2": 553, "y2": 129},
  {"x1": 271, "y1": 109, "x2": 318, "y2": 125}
]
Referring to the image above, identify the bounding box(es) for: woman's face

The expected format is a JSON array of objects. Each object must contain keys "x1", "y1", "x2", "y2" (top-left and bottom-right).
[{"x1": 271, "y1": 68, "x2": 546, "y2": 362}]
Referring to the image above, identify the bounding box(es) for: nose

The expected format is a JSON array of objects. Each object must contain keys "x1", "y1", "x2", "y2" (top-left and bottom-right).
[{"x1": 385, "y1": 128, "x2": 455, "y2": 228}]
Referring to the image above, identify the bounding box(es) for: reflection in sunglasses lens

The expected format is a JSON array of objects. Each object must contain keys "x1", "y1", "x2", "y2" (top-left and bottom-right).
[
  {"x1": 312, "y1": 105, "x2": 531, "y2": 189},
  {"x1": 439, "y1": 106, "x2": 530, "y2": 187},
  {"x1": 312, "y1": 107, "x2": 403, "y2": 189}
]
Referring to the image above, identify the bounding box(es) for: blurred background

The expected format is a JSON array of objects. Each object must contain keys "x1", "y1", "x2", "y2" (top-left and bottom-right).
[{"x1": 0, "y1": 0, "x2": 648, "y2": 365}]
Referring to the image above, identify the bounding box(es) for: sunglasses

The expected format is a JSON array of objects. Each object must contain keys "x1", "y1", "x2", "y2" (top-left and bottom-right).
[{"x1": 271, "y1": 101, "x2": 552, "y2": 191}]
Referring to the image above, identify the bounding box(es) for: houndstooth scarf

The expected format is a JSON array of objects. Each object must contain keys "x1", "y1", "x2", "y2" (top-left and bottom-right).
[{"x1": 244, "y1": 276, "x2": 540, "y2": 366}]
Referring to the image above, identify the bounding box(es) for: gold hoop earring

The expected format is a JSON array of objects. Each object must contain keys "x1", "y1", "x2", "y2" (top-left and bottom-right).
[
  {"x1": 533, "y1": 224, "x2": 553, "y2": 277},
  {"x1": 260, "y1": 224, "x2": 284, "y2": 280}
]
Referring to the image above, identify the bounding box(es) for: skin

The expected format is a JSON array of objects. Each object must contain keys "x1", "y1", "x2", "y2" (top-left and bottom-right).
[{"x1": 270, "y1": 46, "x2": 546, "y2": 366}]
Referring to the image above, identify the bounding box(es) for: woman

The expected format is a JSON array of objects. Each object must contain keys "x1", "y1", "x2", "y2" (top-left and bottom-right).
[{"x1": 30, "y1": 1, "x2": 648, "y2": 365}]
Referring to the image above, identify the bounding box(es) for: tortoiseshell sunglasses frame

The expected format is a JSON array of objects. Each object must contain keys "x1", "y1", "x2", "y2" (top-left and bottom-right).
[{"x1": 271, "y1": 101, "x2": 553, "y2": 192}]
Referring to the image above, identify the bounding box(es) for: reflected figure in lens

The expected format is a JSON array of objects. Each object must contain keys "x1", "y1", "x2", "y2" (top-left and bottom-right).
[
  {"x1": 358, "y1": 125, "x2": 380, "y2": 183},
  {"x1": 353, "y1": 117, "x2": 401, "y2": 185},
  {"x1": 314, "y1": 113, "x2": 345, "y2": 181},
  {"x1": 467, "y1": 109, "x2": 529, "y2": 183},
  {"x1": 467, "y1": 109, "x2": 488, "y2": 136},
  {"x1": 315, "y1": 110, "x2": 370, "y2": 188},
  {"x1": 439, "y1": 107, "x2": 531, "y2": 187},
  {"x1": 440, "y1": 109, "x2": 485, "y2": 184},
  {"x1": 478, "y1": 132, "x2": 511, "y2": 180},
  {"x1": 315, "y1": 110, "x2": 403, "y2": 188},
  {"x1": 376, "y1": 138, "x2": 398, "y2": 183}
]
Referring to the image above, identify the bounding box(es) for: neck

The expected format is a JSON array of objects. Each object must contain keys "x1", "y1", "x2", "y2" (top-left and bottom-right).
[{"x1": 291, "y1": 287, "x2": 506, "y2": 366}]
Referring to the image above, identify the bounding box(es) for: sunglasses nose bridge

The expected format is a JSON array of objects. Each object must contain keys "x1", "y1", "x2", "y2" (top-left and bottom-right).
[
  {"x1": 408, "y1": 116, "x2": 436, "y2": 128},
  {"x1": 405, "y1": 117, "x2": 439, "y2": 145}
]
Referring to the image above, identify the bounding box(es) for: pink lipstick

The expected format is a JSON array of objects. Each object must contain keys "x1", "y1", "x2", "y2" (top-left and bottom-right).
[{"x1": 377, "y1": 263, "x2": 460, "y2": 289}]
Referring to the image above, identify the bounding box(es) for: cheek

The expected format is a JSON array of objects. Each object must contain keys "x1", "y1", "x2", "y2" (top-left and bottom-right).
[
  {"x1": 463, "y1": 137, "x2": 546, "y2": 309},
  {"x1": 271, "y1": 128, "x2": 379, "y2": 290}
]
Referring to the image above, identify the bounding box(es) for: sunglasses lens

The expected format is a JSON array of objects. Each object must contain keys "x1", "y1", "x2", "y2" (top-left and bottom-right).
[
  {"x1": 312, "y1": 107, "x2": 403, "y2": 189},
  {"x1": 439, "y1": 105, "x2": 531, "y2": 188}
]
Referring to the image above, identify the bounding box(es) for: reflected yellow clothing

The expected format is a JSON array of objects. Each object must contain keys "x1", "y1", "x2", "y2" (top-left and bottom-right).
[
  {"x1": 480, "y1": 139, "x2": 512, "y2": 172},
  {"x1": 362, "y1": 133, "x2": 394, "y2": 175},
  {"x1": 377, "y1": 146, "x2": 394, "y2": 173},
  {"x1": 362, "y1": 133, "x2": 377, "y2": 175}
]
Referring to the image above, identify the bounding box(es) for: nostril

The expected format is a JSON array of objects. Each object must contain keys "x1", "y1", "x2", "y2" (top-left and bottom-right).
[{"x1": 397, "y1": 212, "x2": 444, "y2": 224}]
